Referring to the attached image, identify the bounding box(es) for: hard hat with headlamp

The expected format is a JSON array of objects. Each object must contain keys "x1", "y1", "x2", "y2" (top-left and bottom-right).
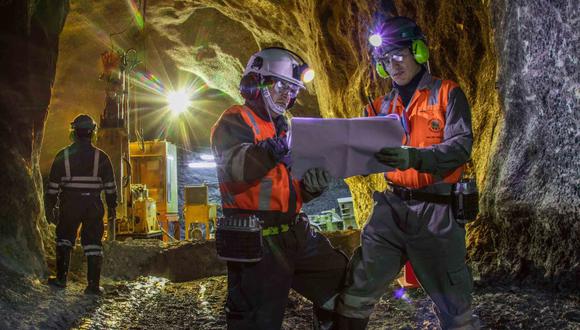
[
  {"x1": 368, "y1": 16, "x2": 429, "y2": 79},
  {"x1": 70, "y1": 114, "x2": 97, "y2": 140},
  {"x1": 239, "y1": 47, "x2": 314, "y2": 115}
]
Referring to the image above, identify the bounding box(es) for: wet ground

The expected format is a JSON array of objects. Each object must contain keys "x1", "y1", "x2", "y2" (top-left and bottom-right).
[{"x1": 2, "y1": 273, "x2": 578, "y2": 330}]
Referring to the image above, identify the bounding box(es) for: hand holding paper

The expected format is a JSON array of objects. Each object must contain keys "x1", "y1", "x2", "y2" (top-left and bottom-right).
[
  {"x1": 290, "y1": 116, "x2": 404, "y2": 179},
  {"x1": 375, "y1": 146, "x2": 418, "y2": 170}
]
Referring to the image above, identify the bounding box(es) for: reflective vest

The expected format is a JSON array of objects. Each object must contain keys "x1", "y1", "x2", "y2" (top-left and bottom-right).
[
  {"x1": 57, "y1": 147, "x2": 115, "y2": 194},
  {"x1": 366, "y1": 77, "x2": 464, "y2": 188},
  {"x1": 212, "y1": 105, "x2": 303, "y2": 213}
]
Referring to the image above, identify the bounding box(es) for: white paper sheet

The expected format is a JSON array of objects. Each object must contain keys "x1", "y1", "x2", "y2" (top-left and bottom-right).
[{"x1": 289, "y1": 116, "x2": 404, "y2": 179}]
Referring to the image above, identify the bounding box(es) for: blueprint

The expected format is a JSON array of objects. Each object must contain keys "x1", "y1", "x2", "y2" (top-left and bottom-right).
[{"x1": 289, "y1": 115, "x2": 404, "y2": 179}]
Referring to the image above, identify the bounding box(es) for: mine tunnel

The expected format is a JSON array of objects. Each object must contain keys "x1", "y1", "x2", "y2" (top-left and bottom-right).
[{"x1": 0, "y1": 0, "x2": 578, "y2": 329}]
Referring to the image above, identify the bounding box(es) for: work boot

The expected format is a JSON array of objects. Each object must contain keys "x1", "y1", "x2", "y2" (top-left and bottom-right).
[
  {"x1": 84, "y1": 255, "x2": 104, "y2": 295},
  {"x1": 313, "y1": 306, "x2": 334, "y2": 330},
  {"x1": 48, "y1": 245, "x2": 71, "y2": 288},
  {"x1": 335, "y1": 314, "x2": 369, "y2": 330}
]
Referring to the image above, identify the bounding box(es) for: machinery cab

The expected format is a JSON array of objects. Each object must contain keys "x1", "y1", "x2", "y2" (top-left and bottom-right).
[{"x1": 183, "y1": 184, "x2": 217, "y2": 241}]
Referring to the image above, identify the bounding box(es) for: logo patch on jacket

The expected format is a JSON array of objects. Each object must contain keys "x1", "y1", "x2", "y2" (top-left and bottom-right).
[{"x1": 429, "y1": 119, "x2": 442, "y2": 132}]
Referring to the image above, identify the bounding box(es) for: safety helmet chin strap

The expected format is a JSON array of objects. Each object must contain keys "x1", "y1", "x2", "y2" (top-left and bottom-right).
[{"x1": 260, "y1": 87, "x2": 286, "y2": 117}]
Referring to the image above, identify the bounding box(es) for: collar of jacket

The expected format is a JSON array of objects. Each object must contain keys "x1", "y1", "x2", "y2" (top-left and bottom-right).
[
  {"x1": 245, "y1": 98, "x2": 270, "y2": 121},
  {"x1": 71, "y1": 140, "x2": 93, "y2": 148}
]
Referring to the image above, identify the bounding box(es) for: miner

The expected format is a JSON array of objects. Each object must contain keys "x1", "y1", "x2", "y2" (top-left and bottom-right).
[
  {"x1": 211, "y1": 47, "x2": 348, "y2": 329},
  {"x1": 45, "y1": 114, "x2": 117, "y2": 295},
  {"x1": 335, "y1": 17, "x2": 481, "y2": 329}
]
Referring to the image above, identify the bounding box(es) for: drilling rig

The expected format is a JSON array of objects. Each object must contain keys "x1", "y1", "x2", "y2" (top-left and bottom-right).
[{"x1": 97, "y1": 49, "x2": 178, "y2": 241}]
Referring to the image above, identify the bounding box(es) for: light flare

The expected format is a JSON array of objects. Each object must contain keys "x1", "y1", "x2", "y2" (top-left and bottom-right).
[
  {"x1": 166, "y1": 89, "x2": 192, "y2": 115},
  {"x1": 126, "y1": 0, "x2": 144, "y2": 30},
  {"x1": 369, "y1": 33, "x2": 383, "y2": 47},
  {"x1": 301, "y1": 68, "x2": 315, "y2": 83}
]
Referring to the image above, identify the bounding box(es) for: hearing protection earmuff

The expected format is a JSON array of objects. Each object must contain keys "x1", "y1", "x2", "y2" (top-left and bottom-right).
[
  {"x1": 375, "y1": 39, "x2": 429, "y2": 78},
  {"x1": 239, "y1": 72, "x2": 262, "y2": 100}
]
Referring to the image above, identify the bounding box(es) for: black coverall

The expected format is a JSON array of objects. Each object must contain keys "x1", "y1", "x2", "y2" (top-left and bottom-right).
[
  {"x1": 211, "y1": 100, "x2": 348, "y2": 330},
  {"x1": 45, "y1": 140, "x2": 117, "y2": 255}
]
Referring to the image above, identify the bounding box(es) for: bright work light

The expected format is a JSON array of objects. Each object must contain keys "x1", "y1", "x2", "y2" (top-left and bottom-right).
[
  {"x1": 369, "y1": 33, "x2": 383, "y2": 47},
  {"x1": 301, "y1": 68, "x2": 315, "y2": 83},
  {"x1": 166, "y1": 89, "x2": 191, "y2": 115}
]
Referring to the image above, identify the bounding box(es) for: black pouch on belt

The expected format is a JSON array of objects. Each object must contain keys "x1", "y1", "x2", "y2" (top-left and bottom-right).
[
  {"x1": 215, "y1": 215, "x2": 263, "y2": 262},
  {"x1": 452, "y1": 179, "x2": 479, "y2": 224}
]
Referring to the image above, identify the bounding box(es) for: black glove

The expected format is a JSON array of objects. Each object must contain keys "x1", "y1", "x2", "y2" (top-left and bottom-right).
[
  {"x1": 302, "y1": 168, "x2": 331, "y2": 194},
  {"x1": 375, "y1": 146, "x2": 419, "y2": 170},
  {"x1": 257, "y1": 137, "x2": 289, "y2": 163}
]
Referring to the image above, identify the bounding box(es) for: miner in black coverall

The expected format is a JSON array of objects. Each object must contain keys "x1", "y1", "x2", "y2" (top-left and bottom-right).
[{"x1": 45, "y1": 114, "x2": 117, "y2": 295}]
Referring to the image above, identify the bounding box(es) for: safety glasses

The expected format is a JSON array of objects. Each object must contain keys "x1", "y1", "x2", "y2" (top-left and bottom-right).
[
  {"x1": 272, "y1": 79, "x2": 301, "y2": 98},
  {"x1": 377, "y1": 48, "x2": 410, "y2": 67}
]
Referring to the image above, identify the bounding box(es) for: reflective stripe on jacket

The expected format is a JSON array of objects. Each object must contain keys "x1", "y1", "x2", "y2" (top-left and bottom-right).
[
  {"x1": 211, "y1": 105, "x2": 303, "y2": 214},
  {"x1": 365, "y1": 72, "x2": 469, "y2": 188},
  {"x1": 45, "y1": 141, "x2": 117, "y2": 208}
]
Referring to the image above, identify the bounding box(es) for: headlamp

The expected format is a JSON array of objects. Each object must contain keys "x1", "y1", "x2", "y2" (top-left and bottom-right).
[
  {"x1": 369, "y1": 33, "x2": 383, "y2": 47},
  {"x1": 294, "y1": 63, "x2": 315, "y2": 85},
  {"x1": 301, "y1": 67, "x2": 315, "y2": 83}
]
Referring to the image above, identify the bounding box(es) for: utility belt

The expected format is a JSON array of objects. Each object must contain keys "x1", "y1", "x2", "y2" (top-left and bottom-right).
[
  {"x1": 215, "y1": 213, "x2": 302, "y2": 263},
  {"x1": 390, "y1": 179, "x2": 479, "y2": 224}
]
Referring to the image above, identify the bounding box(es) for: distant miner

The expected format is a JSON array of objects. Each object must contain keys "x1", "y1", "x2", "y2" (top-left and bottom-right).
[
  {"x1": 211, "y1": 47, "x2": 348, "y2": 329},
  {"x1": 336, "y1": 17, "x2": 481, "y2": 329},
  {"x1": 45, "y1": 114, "x2": 117, "y2": 295}
]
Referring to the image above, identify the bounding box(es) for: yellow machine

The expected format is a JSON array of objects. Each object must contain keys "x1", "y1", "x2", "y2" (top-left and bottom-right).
[
  {"x1": 114, "y1": 184, "x2": 161, "y2": 236},
  {"x1": 97, "y1": 125, "x2": 131, "y2": 238},
  {"x1": 130, "y1": 140, "x2": 179, "y2": 241},
  {"x1": 96, "y1": 49, "x2": 178, "y2": 241},
  {"x1": 183, "y1": 185, "x2": 217, "y2": 241},
  {"x1": 97, "y1": 129, "x2": 166, "y2": 239}
]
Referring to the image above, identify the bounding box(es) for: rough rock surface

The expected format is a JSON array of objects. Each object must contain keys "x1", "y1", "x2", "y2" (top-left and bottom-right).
[
  {"x1": 0, "y1": 0, "x2": 69, "y2": 277},
  {"x1": 1, "y1": 1, "x2": 579, "y2": 328},
  {"x1": 471, "y1": 0, "x2": 580, "y2": 289},
  {"x1": 2, "y1": 273, "x2": 578, "y2": 329}
]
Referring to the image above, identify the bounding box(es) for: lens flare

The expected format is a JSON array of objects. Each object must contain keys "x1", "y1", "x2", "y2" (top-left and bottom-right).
[
  {"x1": 301, "y1": 68, "x2": 315, "y2": 83},
  {"x1": 166, "y1": 90, "x2": 192, "y2": 115},
  {"x1": 126, "y1": 0, "x2": 144, "y2": 29},
  {"x1": 369, "y1": 33, "x2": 383, "y2": 47}
]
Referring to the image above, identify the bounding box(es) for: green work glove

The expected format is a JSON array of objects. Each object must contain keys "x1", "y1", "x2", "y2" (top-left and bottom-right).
[
  {"x1": 302, "y1": 168, "x2": 331, "y2": 194},
  {"x1": 375, "y1": 146, "x2": 419, "y2": 170}
]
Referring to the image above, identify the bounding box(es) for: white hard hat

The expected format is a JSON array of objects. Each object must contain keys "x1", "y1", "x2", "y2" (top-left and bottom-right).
[{"x1": 243, "y1": 48, "x2": 306, "y2": 89}]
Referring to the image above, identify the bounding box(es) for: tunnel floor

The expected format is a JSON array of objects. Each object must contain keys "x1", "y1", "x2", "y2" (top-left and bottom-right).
[{"x1": 1, "y1": 273, "x2": 579, "y2": 329}]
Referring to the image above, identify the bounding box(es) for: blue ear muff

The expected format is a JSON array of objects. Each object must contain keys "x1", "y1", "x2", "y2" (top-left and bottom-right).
[{"x1": 412, "y1": 39, "x2": 429, "y2": 64}]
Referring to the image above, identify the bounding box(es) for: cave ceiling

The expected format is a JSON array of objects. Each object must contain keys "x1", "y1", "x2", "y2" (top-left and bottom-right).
[{"x1": 42, "y1": 0, "x2": 350, "y2": 172}]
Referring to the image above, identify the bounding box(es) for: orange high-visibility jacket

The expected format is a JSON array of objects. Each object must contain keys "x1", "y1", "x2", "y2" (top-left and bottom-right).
[
  {"x1": 365, "y1": 72, "x2": 472, "y2": 189},
  {"x1": 211, "y1": 105, "x2": 303, "y2": 214}
]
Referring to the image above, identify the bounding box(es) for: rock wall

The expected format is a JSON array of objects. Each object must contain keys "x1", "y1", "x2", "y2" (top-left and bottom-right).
[
  {"x1": 0, "y1": 0, "x2": 69, "y2": 276},
  {"x1": 472, "y1": 0, "x2": 579, "y2": 288}
]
